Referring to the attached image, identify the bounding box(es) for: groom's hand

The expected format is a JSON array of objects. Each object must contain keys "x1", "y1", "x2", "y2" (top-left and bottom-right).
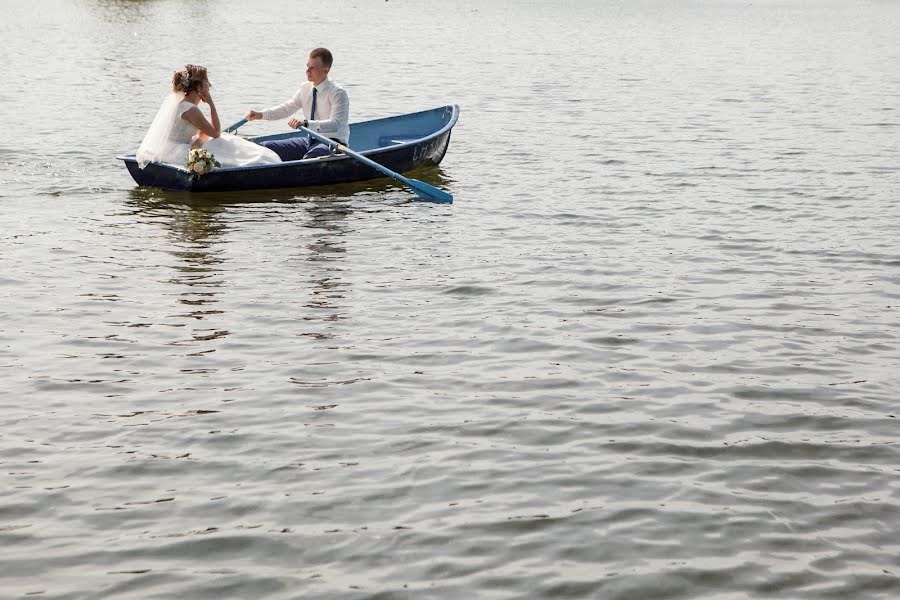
[{"x1": 245, "y1": 110, "x2": 263, "y2": 121}]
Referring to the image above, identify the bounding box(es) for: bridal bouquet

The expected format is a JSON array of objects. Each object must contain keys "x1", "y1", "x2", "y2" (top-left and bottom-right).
[{"x1": 186, "y1": 148, "x2": 220, "y2": 178}]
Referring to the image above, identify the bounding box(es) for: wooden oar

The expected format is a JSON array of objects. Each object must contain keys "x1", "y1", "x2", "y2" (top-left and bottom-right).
[
  {"x1": 298, "y1": 126, "x2": 453, "y2": 203},
  {"x1": 223, "y1": 118, "x2": 247, "y2": 133}
]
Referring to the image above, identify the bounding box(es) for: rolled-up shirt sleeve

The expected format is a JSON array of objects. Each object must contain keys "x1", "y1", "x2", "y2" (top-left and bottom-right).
[
  {"x1": 308, "y1": 87, "x2": 349, "y2": 139},
  {"x1": 261, "y1": 87, "x2": 304, "y2": 121}
]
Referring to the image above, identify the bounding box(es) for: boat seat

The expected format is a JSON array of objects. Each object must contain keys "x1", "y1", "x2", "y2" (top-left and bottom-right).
[{"x1": 379, "y1": 136, "x2": 419, "y2": 147}]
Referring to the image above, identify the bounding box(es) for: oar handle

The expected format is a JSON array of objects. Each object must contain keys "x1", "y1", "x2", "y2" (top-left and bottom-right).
[{"x1": 224, "y1": 118, "x2": 247, "y2": 133}]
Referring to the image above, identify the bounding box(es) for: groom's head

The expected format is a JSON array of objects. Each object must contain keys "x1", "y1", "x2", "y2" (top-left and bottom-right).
[{"x1": 306, "y1": 48, "x2": 333, "y2": 86}]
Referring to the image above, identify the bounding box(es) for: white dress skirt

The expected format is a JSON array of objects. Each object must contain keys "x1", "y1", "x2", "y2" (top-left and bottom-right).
[{"x1": 202, "y1": 133, "x2": 281, "y2": 167}]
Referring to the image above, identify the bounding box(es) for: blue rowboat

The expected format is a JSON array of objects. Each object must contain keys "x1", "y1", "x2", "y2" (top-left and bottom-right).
[{"x1": 118, "y1": 105, "x2": 458, "y2": 193}]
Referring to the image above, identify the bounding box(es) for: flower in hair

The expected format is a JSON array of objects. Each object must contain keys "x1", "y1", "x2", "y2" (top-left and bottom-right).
[{"x1": 182, "y1": 68, "x2": 191, "y2": 88}]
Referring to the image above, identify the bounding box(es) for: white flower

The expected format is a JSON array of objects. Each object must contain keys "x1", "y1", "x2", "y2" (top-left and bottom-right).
[{"x1": 192, "y1": 162, "x2": 205, "y2": 173}]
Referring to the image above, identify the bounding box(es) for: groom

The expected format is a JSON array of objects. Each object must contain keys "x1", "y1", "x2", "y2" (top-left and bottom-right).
[{"x1": 245, "y1": 47, "x2": 350, "y2": 161}]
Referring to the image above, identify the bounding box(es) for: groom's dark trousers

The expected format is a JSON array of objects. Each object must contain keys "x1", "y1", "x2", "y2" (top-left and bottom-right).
[{"x1": 258, "y1": 137, "x2": 333, "y2": 162}]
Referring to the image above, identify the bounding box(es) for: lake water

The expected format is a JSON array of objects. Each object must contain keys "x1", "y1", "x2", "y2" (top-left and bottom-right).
[{"x1": 2, "y1": 0, "x2": 900, "y2": 598}]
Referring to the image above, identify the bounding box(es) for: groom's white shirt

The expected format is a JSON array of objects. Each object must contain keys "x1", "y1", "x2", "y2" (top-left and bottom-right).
[{"x1": 260, "y1": 78, "x2": 350, "y2": 144}]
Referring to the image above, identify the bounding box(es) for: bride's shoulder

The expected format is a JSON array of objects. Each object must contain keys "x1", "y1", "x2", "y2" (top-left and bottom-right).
[{"x1": 178, "y1": 101, "x2": 198, "y2": 117}]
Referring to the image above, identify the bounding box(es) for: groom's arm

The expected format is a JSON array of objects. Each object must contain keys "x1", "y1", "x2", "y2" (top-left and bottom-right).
[{"x1": 260, "y1": 87, "x2": 304, "y2": 121}]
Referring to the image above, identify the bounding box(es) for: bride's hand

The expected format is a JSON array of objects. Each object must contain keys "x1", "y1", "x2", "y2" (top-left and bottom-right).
[{"x1": 200, "y1": 89, "x2": 213, "y2": 104}]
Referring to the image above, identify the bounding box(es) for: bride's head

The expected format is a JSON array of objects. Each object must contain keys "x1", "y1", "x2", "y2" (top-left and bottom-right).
[{"x1": 172, "y1": 64, "x2": 208, "y2": 95}]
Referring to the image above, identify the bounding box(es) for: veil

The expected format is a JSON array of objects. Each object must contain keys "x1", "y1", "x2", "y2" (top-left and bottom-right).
[{"x1": 136, "y1": 92, "x2": 182, "y2": 169}]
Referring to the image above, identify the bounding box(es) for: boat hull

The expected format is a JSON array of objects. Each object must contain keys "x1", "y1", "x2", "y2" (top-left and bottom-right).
[{"x1": 119, "y1": 105, "x2": 457, "y2": 193}]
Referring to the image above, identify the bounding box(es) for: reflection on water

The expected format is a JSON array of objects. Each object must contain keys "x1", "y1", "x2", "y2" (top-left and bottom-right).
[
  {"x1": 300, "y1": 200, "x2": 350, "y2": 323},
  {"x1": 126, "y1": 189, "x2": 228, "y2": 325},
  {"x1": 123, "y1": 187, "x2": 355, "y2": 337}
]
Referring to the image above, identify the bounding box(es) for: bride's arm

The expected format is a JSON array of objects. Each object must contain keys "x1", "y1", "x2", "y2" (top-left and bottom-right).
[
  {"x1": 192, "y1": 132, "x2": 212, "y2": 148},
  {"x1": 200, "y1": 88, "x2": 220, "y2": 133},
  {"x1": 183, "y1": 106, "x2": 220, "y2": 140}
]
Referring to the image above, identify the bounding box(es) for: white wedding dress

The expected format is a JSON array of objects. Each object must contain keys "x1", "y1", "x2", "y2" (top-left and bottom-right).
[{"x1": 137, "y1": 93, "x2": 280, "y2": 169}]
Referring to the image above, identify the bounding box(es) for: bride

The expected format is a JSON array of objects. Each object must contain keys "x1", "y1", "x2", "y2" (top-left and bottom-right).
[{"x1": 136, "y1": 64, "x2": 280, "y2": 169}]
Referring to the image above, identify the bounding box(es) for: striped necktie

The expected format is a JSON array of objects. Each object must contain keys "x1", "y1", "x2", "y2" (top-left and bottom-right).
[{"x1": 310, "y1": 87, "x2": 317, "y2": 121}]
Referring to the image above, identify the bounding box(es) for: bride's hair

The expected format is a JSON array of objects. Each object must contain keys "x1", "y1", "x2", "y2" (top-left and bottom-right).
[{"x1": 172, "y1": 64, "x2": 208, "y2": 94}]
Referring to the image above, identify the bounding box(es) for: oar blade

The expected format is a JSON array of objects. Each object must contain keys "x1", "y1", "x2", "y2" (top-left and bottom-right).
[{"x1": 407, "y1": 178, "x2": 453, "y2": 203}]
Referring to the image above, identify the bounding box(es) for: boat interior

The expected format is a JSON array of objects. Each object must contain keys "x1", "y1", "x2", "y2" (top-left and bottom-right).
[{"x1": 252, "y1": 105, "x2": 458, "y2": 153}]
